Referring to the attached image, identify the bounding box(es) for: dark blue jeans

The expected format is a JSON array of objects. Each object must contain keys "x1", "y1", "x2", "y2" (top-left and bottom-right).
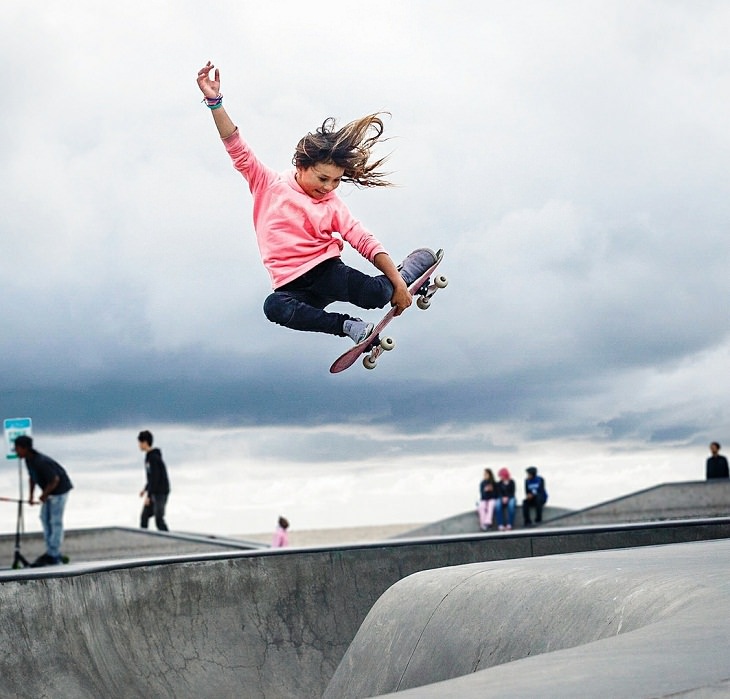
[
  {"x1": 40, "y1": 492, "x2": 69, "y2": 559},
  {"x1": 141, "y1": 493, "x2": 169, "y2": 531},
  {"x1": 263, "y1": 257, "x2": 393, "y2": 336}
]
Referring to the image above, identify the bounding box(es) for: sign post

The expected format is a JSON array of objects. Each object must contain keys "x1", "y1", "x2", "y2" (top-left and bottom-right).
[{"x1": 4, "y1": 417, "x2": 32, "y2": 460}]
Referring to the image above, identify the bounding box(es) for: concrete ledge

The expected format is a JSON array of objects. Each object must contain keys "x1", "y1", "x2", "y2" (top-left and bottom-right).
[
  {"x1": 0, "y1": 526, "x2": 264, "y2": 569},
  {"x1": 325, "y1": 539, "x2": 730, "y2": 698}
]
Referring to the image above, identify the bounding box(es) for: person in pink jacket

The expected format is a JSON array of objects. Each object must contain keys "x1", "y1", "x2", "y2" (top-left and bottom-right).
[
  {"x1": 196, "y1": 61, "x2": 437, "y2": 344},
  {"x1": 272, "y1": 516, "x2": 290, "y2": 548}
]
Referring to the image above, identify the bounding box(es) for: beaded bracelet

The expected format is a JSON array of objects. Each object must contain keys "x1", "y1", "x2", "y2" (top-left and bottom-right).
[{"x1": 202, "y1": 94, "x2": 223, "y2": 109}]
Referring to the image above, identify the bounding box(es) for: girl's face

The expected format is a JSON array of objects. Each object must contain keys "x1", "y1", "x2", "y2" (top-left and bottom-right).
[{"x1": 296, "y1": 162, "x2": 344, "y2": 199}]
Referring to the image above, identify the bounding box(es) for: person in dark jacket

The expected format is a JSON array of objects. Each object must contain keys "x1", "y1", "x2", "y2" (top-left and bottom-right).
[
  {"x1": 14, "y1": 435, "x2": 73, "y2": 566},
  {"x1": 137, "y1": 430, "x2": 171, "y2": 531},
  {"x1": 706, "y1": 442, "x2": 729, "y2": 480},
  {"x1": 477, "y1": 468, "x2": 498, "y2": 531},
  {"x1": 523, "y1": 466, "x2": 548, "y2": 526}
]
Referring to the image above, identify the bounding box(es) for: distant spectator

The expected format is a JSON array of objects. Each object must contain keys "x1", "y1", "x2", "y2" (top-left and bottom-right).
[
  {"x1": 706, "y1": 442, "x2": 729, "y2": 480},
  {"x1": 14, "y1": 436, "x2": 73, "y2": 566},
  {"x1": 137, "y1": 430, "x2": 171, "y2": 531},
  {"x1": 477, "y1": 468, "x2": 497, "y2": 531},
  {"x1": 494, "y1": 468, "x2": 516, "y2": 531},
  {"x1": 523, "y1": 466, "x2": 548, "y2": 527},
  {"x1": 272, "y1": 516, "x2": 290, "y2": 547}
]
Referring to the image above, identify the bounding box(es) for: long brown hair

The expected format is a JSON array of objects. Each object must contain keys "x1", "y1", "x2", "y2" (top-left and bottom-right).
[{"x1": 292, "y1": 112, "x2": 393, "y2": 187}]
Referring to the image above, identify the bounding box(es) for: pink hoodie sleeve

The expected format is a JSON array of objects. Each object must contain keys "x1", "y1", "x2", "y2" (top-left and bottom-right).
[
  {"x1": 222, "y1": 129, "x2": 277, "y2": 194},
  {"x1": 335, "y1": 204, "x2": 387, "y2": 262}
]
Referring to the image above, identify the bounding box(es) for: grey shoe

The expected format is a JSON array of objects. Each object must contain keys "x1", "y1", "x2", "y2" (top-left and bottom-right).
[
  {"x1": 398, "y1": 248, "x2": 438, "y2": 286},
  {"x1": 343, "y1": 318, "x2": 374, "y2": 344}
]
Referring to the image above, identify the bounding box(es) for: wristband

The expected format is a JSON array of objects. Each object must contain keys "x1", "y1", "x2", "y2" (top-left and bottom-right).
[{"x1": 202, "y1": 94, "x2": 223, "y2": 109}]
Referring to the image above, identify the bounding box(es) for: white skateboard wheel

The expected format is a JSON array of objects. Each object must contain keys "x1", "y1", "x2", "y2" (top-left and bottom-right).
[{"x1": 363, "y1": 355, "x2": 378, "y2": 370}]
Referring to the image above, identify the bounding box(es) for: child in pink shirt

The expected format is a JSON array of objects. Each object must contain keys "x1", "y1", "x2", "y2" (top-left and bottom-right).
[
  {"x1": 272, "y1": 516, "x2": 289, "y2": 548},
  {"x1": 196, "y1": 61, "x2": 437, "y2": 344}
]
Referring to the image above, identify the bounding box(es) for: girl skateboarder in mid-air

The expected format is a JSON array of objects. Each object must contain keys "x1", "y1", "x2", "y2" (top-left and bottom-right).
[{"x1": 196, "y1": 61, "x2": 437, "y2": 344}]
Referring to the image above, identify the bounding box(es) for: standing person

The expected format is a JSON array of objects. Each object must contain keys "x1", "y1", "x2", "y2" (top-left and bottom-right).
[
  {"x1": 13, "y1": 436, "x2": 73, "y2": 566},
  {"x1": 272, "y1": 516, "x2": 290, "y2": 548},
  {"x1": 523, "y1": 466, "x2": 548, "y2": 527},
  {"x1": 494, "y1": 468, "x2": 516, "y2": 531},
  {"x1": 706, "y1": 442, "x2": 729, "y2": 480},
  {"x1": 196, "y1": 60, "x2": 438, "y2": 346},
  {"x1": 137, "y1": 430, "x2": 170, "y2": 531},
  {"x1": 477, "y1": 468, "x2": 497, "y2": 531}
]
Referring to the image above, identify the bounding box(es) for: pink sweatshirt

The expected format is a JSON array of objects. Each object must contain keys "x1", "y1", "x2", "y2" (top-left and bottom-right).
[
  {"x1": 223, "y1": 130, "x2": 387, "y2": 289},
  {"x1": 272, "y1": 526, "x2": 289, "y2": 548}
]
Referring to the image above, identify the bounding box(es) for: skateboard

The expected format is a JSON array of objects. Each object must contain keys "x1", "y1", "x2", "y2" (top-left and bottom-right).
[{"x1": 330, "y1": 249, "x2": 447, "y2": 373}]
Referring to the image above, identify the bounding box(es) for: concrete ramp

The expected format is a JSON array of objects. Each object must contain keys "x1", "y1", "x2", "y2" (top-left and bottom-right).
[
  {"x1": 324, "y1": 539, "x2": 730, "y2": 698},
  {"x1": 548, "y1": 480, "x2": 730, "y2": 526},
  {"x1": 0, "y1": 552, "x2": 348, "y2": 699},
  {"x1": 1, "y1": 519, "x2": 729, "y2": 698}
]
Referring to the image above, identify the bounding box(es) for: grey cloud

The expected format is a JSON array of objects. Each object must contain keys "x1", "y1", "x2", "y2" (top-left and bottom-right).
[{"x1": 1, "y1": 2, "x2": 729, "y2": 458}]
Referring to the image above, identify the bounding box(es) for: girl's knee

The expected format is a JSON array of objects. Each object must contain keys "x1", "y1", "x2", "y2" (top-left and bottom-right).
[
  {"x1": 263, "y1": 293, "x2": 295, "y2": 326},
  {"x1": 356, "y1": 276, "x2": 393, "y2": 310}
]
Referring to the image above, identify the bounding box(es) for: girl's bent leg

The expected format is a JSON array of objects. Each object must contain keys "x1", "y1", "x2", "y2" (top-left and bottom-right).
[
  {"x1": 262, "y1": 258, "x2": 394, "y2": 336},
  {"x1": 264, "y1": 292, "x2": 350, "y2": 336},
  {"x1": 319, "y1": 259, "x2": 393, "y2": 310}
]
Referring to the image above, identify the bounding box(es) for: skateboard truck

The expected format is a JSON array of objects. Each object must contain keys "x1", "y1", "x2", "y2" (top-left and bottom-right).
[
  {"x1": 362, "y1": 335, "x2": 396, "y2": 370},
  {"x1": 361, "y1": 273, "x2": 448, "y2": 370},
  {"x1": 330, "y1": 249, "x2": 448, "y2": 373},
  {"x1": 416, "y1": 273, "x2": 448, "y2": 310}
]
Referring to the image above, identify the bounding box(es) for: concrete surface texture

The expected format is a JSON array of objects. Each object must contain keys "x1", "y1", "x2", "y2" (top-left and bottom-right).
[
  {"x1": 547, "y1": 479, "x2": 730, "y2": 526},
  {"x1": 1, "y1": 517, "x2": 729, "y2": 698},
  {"x1": 325, "y1": 539, "x2": 730, "y2": 698}
]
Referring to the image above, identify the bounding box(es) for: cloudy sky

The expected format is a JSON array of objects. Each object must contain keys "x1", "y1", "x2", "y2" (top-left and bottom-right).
[{"x1": 1, "y1": 1, "x2": 728, "y2": 536}]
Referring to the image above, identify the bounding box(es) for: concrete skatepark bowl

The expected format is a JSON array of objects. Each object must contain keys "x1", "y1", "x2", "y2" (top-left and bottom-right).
[{"x1": 0, "y1": 518, "x2": 729, "y2": 698}]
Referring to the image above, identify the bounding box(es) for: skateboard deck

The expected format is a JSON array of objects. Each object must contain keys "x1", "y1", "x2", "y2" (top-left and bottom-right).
[{"x1": 330, "y1": 249, "x2": 447, "y2": 373}]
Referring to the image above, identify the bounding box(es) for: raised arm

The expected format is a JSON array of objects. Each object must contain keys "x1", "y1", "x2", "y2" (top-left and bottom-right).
[{"x1": 197, "y1": 61, "x2": 237, "y2": 139}]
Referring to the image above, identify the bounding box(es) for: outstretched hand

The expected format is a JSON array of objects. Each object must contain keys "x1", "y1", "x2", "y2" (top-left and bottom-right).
[{"x1": 197, "y1": 61, "x2": 221, "y2": 98}]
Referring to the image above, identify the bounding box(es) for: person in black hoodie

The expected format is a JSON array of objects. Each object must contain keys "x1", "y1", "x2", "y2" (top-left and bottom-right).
[
  {"x1": 137, "y1": 430, "x2": 171, "y2": 531},
  {"x1": 706, "y1": 442, "x2": 729, "y2": 480}
]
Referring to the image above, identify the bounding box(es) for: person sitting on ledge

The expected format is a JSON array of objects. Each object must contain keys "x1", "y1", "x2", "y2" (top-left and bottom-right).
[{"x1": 523, "y1": 466, "x2": 548, "y2": 527}]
